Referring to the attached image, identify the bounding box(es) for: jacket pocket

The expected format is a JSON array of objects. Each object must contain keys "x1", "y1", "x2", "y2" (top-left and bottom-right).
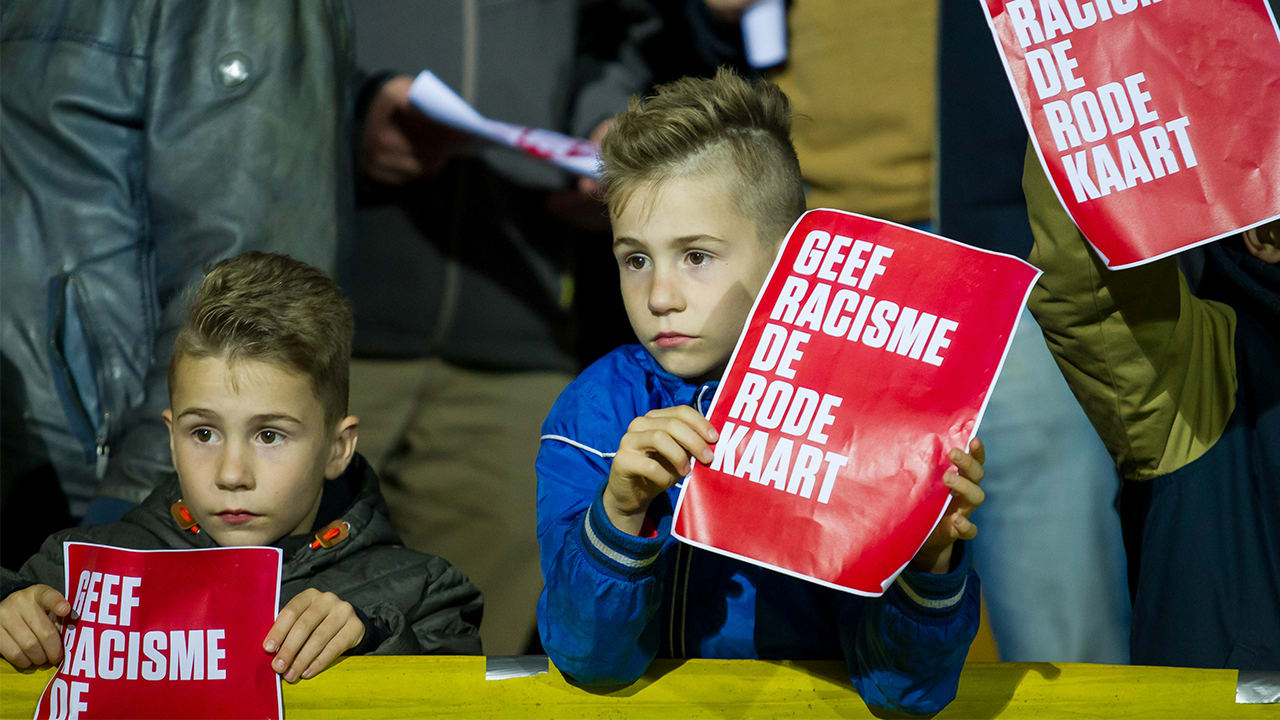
[{"x1": 47, "y1": 272, "x2": 111, "y2": 474}]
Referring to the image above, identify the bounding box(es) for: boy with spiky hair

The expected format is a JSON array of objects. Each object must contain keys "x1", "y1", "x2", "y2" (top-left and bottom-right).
[
  {"x1": 536, "y1": 69, "x2": 984, "y2": 714},
  {"x1": 0, "y1": 252, "x2": 482, "y2": 681}
]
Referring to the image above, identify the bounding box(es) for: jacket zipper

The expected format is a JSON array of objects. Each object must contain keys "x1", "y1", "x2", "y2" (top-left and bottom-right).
[
  {"x1": 47, "y1": 273, "x2": 112, "y2": 470},
  {"x1": 669, "y1": 542, "x2": 692, "y2": 658},
  {"x1": 71, "y1": 274, "x2": 115, "y2": 479},
  {"x1": 668, "y1": 384, "x2": 714, "y2": 657},
  {"x1": 95, "y1": 412, "x2": 111, "y2": 479}
]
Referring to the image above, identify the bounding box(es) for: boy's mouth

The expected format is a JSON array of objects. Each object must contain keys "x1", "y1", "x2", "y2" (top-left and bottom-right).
[
  {"x1": 216, "y1": 510, "x2": 261, "y2": 525},
  {"x1": 654, "y1": 332, "x2": 694, "y2": 348}
]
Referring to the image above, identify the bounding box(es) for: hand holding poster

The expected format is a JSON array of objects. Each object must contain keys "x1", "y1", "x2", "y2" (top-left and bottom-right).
[
  {"x1": 35, "y1": 543, "x2": 282, "y2": 720},
  {"x1": 982, "y1": 0, "x2": 1280, "y2": 268},
  {"x1": 672, "y1": 210, "x2": 1040, "y2": 596},
  {"x1": 407, "y1": 70, "x2": 601, "y2": 178}
]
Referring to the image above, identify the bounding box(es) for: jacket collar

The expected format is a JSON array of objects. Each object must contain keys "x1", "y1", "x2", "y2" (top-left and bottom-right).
[
  {"x1": 144, "y1": 453, "x2": 391, "y2": 568},
  {"x1": 633, "y1": 345, "x2": 719, "y2": 413}
]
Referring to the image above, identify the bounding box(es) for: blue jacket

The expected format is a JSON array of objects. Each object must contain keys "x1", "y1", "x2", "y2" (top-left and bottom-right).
[{"x1": 536, "y1": 345, "x2": 979, "y2": 715}]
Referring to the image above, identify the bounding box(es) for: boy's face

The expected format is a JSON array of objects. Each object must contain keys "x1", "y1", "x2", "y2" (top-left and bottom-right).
[
  {"x1": 612, "y1": 172, "x2": 776, "y2": 382},
  {"x1": 163, "y1": 354, "x2": 357, "y2": 547}
]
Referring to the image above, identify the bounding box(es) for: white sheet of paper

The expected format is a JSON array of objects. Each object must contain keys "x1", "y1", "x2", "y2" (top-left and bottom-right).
[
  {"x1": 484, "y1": 655, "x2": 550, "y2": 681},
  {"x1": 742, "y1": 0, "x2": 787, "y2": 68},
  {"x1": 1237, "y1": 672, "x2": 1280, "y2": 704},
  {"x1": 407, "y1": 70, "x2": 601, "y2": 178}
]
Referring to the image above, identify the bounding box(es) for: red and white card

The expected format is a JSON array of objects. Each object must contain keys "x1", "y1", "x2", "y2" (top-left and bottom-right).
[
  {"x1": 672, "y1": 210, "x2": 1040, "y2": 596},
  {"x1": 35, "y1": 543, "x2": 282, "y2": 720},
  {"x1": 982, "y1": 0, "x2": 1280, "y2": 268}
]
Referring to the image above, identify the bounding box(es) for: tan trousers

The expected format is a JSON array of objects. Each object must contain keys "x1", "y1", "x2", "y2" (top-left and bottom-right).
[{"x1": 349, "y1": 357, "x2": 571, "y2": 656}]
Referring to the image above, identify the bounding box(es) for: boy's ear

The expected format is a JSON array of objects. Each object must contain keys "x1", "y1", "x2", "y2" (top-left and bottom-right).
[
  {"x1": 323, "y1": 415, "x2": 359, "y2": 480},
  {"x1": 162, "y1": 408, "x2": 176, "y2": 465}
]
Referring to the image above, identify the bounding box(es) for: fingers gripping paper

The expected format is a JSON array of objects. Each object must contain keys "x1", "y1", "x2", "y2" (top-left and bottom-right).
[
  {"x1": 982, "y1": 0, "x2": 1280, "y2": 268},
  {"x1": 35, "y1": 543, "x2": 282, "y2": 720},
  {"x1": 672, "y1": 211, "x2": 1040, "y2": 596}
]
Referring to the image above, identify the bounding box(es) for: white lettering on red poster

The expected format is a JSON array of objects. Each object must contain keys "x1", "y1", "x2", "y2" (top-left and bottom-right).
[
  {"x1": 982, "y1": 0, "x2": 1280, "y2": 268},
  {"x1": 672, "y1": 210, "x2": 1040, "y2": 596},
  {"x1": 35, "y1": 543, "x2": 282, "y2": 720}
]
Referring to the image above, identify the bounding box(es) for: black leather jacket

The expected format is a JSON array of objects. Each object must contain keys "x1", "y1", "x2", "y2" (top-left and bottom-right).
[{"x1": 1, "y1": 0, "x2": 356, "y2": 514}]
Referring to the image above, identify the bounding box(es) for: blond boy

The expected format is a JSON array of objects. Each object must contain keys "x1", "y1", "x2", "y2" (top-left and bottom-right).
[
  {"x1": 1, "y1": 252, "x2": 481, "y2": 681},
  {"x1": 535, "y1": 70, "x2": 984, "y2": 714}
]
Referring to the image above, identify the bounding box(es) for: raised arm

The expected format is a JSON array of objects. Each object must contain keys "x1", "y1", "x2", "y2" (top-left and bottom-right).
[{"x1": 1021, "y1": 147, "x2": 1236, "y2": 480}]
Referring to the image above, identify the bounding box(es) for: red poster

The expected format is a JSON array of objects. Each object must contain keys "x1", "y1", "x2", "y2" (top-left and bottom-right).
[
  {"x1": 982, "y1": 0, "x2": 1280, "y2": 268},
  {"x1": 34, "y1": 543, "x2": 282, "y2": 720},
  {"x1": 672, "y1": 210, "x2": 1040, "y2": 596}
]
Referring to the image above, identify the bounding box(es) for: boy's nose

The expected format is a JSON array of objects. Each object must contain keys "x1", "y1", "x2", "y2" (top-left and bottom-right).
[
  {"x1": 215, "y1": 443, "x2": 255, "y2": 491},
  {"x1": 647, "y1": 271, "x2": 685, "y2": 315}
]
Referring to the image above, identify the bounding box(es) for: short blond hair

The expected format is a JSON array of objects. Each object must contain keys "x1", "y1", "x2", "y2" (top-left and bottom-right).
[
  {"x1": 601, "y1": 67, "x2": 806, "y2": 245},
  {"x1": 169, "y1": 252, "x2": 352, "y2": 426}
]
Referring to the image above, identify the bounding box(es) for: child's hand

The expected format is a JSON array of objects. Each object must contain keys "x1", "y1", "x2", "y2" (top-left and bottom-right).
[
  {"x1": 263, "y1": 589, "x2": 365, "y2": 682},
  {"x1": 0, "y1": 584, "x2": 71, "y2": 670},
  {"x1": 911, "y1": 438, "x2": 987, "y2": 575},
  {"x1": 605, "y1": 405, "x2": 719, "y2": 535}
]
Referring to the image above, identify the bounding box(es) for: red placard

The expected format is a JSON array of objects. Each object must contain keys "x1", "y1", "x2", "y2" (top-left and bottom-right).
[
  {"x1": 982, "y1": 0, "x2": 1280, "y2": 268},
  {"x1": 35, "y1": 543, "x2": 282, "y2": 720},
  {"x1": 672, "y1": 210, "x2": 1040, "y2": 596}
]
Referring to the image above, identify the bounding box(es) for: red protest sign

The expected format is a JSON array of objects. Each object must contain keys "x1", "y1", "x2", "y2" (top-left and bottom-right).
[
  {"x1": 982, "y1": 0, "x2": 1280, "y2": 268},
  {"x1": 672, "y1": 210, "x2": 1039, "y2": 596},
  {"x1": 35, "y1": 543, "x2": 282, "y2": 720}
]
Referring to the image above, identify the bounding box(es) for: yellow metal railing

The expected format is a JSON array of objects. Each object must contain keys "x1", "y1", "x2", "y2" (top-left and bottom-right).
[{"x1": 0, "y1": 657, "x2": 1268, "y2": 719}]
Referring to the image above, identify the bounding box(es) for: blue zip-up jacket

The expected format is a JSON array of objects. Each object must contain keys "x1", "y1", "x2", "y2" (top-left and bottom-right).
[{"x1": 536, "y1": 345, "x2": 979, "y2": 715}]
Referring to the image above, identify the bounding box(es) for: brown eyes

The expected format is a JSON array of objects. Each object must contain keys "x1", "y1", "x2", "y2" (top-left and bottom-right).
[
  {"x1": 188, "y1": 428, "x2": 283, "y2": 444},
  {"x1": 622, "y1": 252, "x2": 709, "y2": 270}
]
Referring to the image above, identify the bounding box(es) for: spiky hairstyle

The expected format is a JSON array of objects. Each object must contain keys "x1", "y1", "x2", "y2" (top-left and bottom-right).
[
  {"x1": 169, "y1": 252, "x2": 352, "y2": 426},
  {"x1": 601, "y1": 67, "x2": 806, "y2": 245}
]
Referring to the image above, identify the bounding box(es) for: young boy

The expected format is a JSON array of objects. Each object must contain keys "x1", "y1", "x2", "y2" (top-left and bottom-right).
[
  {"x1": 0, "y1": 252, "x2": 482, "y2": 681},
  {"x1": 536, "y1": 69, "x2": 985, "y2": 715}
]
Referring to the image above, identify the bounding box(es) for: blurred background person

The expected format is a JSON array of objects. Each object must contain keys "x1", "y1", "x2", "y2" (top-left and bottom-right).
[
  {"x1": 937, "y1": 0, "x2": 1129, "y2": 663},
  {"x1": 346, "y1": 0, "x2": 737, "y2": 655},
  {"x1": 345, "y1": 0, "x2": 680, "y2": 655},
  {"x1": 2, "y1": 0, "x2": 356, "y2": 569}
]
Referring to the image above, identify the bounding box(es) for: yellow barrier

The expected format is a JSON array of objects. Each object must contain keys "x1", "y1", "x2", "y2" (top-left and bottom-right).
[{"x1": 0, "y1": 657, "x2": 1269, "y2": 719}]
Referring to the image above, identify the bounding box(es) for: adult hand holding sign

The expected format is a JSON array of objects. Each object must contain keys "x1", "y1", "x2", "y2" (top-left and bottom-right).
[
  {"x1": 407, "y1": 70, "x2": 601, "y2": 179},
  {"x1": 360, "y1": 75, "x2": 472, "y2": 186},
  {"x1": 0, "y1": 584, "x2": 72, "y2": 669}
]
